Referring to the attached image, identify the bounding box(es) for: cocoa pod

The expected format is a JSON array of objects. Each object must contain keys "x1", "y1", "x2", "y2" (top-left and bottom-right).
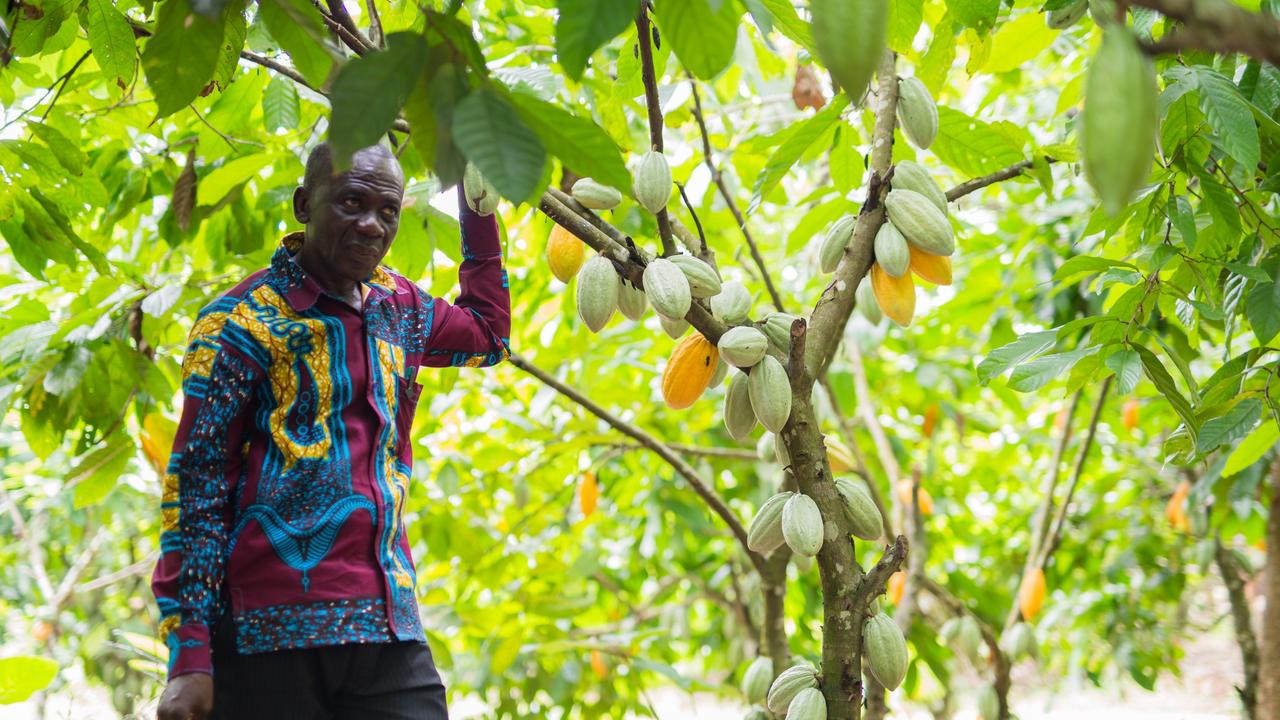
[
  {"x1": 834, "y1": 477, "x2": 884, "y2": 541},
  {"x1": 908, "y1": 245, "x2": 953, "y2": 286},
  {"x1": 766, "y1": 663, "x2": 818, "y2": 715},
  {"x1": 668, "y1": 254, "x2": 722, "y2": 299},
  {"x1": 463, "y1": 163, "x2": 499, "y2": 216},
  {"x1": 617, "y1": 278, "x2": 648, "y2": 320},
  {"x1": 891, "y1": 160, "x2": 947, "y2": 214},
  {"x1": 576, "y1": 254, "x2": 618, "y2": 332},
  {"x1": 885, "y1": 189, "x2": 954, "y2": 256},
  {"x1": 856, "y1": 278, "x2": 883, "y2": 325},
  {"x1": 761, "y1": 312, "x2": 800, "y2": 353},
  {"x1": 811, "y1": 0, "x2": 886, "y2": 100},
  {"x1": 874, "y1": 222, "x2": 910, "y2": 278},
  {"x1": 661, "y1": 332, "x2": 719, "y2": 409},
  {"x1": 742, "y1": 656, "x2": 773, "y2": 704},
  {"x1": 658, "y1": 313, "x2": 690, "y2": 338},
  {"x1": 711, "y1": 280, "x2": 751, "y2": 324},
  {"x1": 819, "y1": 216, "x2": 856, "y2": 274},
  {"x1": 864, "y1": 611, "x2": 908, "y2": 690},
  {"x1": 1081, "y1": 25, "x2": 1157, "y2": 216},
  {"x1": 748, "y1": 355, "x2": 792, "y2": 433},
  {"x1": 977, "y1": 684, "x2": 999, "y2": 720},
  {"x1": 724, "y1": 370, "x2": 758, "y2": 442},
  {"x1": 870, "y1": 262, "x2": 916, "y2": 327},
  {"x1": 633, "y1": 149, "x2": 672, "y2": 214},
  {"x1": 747, "y1": 492, "x2": 793, "y2": 554},
  {"x1": 719, "y1": 326, "x2": 769, "y2": 368},
  {"x1": 781, "y1": 493, "x2": 823, "y2": 557},
  {"x1": 787, "y1": 687, "x2": 827, "y2": 720},
  {"x1": 643, "y1": 257, "x2": 692, "y2": 319},
  {"x1": 571, "y1": 177, "x2": 622, "y2": 210},
  {"x1": 547, "y1": 224, "x2": 585, "y2": 282},
  {"x1": 896, "y1": 77, "x2": 938, "y2": 150}
]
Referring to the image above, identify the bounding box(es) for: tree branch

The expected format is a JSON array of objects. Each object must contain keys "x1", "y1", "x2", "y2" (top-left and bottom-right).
[
  {"x1": 321, "y1": 0, "x2": 373, "y2": 54},
  {"x1": 1037, "y1": 377, "x2": 1112, "y2": 567},
  {"x1": 1124, "y1": 0, "x2": 1280, "y2": 65},
  {"x1": 78, "y1": 553, "x2": 159, "y2": 594},
  {"x1": 635, "y1": 8, "x2": 676, "y2": 257},
  {"x1": 606, "y1": 441, "x2": 759, "y2": 461},
  {"x1": 1216, "y1": 537, "x2": 1259, "y2": 719},
  {"x1": 1257, "y1": 454, "x2": 1280, "y2": 718},
  {"x1": 507, "y1": 351, "x2": 767, "y2": 575}
]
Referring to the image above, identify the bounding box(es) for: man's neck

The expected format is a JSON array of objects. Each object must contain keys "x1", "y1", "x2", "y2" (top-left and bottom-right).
[{"x1": 292, "y1": 253, "x2": 363, "y2": 310}]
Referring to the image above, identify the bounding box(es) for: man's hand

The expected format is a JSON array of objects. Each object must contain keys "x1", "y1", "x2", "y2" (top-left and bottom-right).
[{"x1": 157, "y1": 673, "x2": 213, "y2": 720}]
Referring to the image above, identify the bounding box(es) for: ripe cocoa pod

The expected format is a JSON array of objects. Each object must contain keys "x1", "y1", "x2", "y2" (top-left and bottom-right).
[
  {"x1": 709, "y1": 357, "x2": 728, "y2": 386},
  {"x1": 781, "y1": 493, "x2": 823, "y2": 557},
  {"x1": 719, "y1": 326, "x2": 769, "y2": 368},
  {"x1": 766, "y1": 663, "x2": 819, "y2": 714},
  {"x1": 748, "y1": 492, "x2": 793, "y2": 554},
  {"x1": 576, "y1": 254, "x2": 618, "y2": 333},
  {"x1": 885, "y1": 189, "x2": 954, "y2": 256},
  {"x1": 724, "y1": 370, "x2": 758, "y2": 442},
  {"x1": 1018, "y1": 568, "x2": 1046, "y2": 621},
  {"x1": 1047, "y1": 0, "x2": 1087, "y2": 28},
  {"x1": 546, "y1": 224, "x2": 585, "y2": 282},
  {"x1": 662, "y1": 333, "x2": 719, "y2": 409},
  {"x1": 819, "y1": 216, "x2": 856, "y2": 273},
  {"x1": 864, "y1": 611, "x2": 908, "y2": 690},
  {"x1": 668, "y1": 254, "x2": 722, "y2": 298},
  {"x1": 895, "y1": 479, "x2": 934, "y2": 515},
  {"x1": 742, "y1": 656, "x2": 774, "y2": 704},
  {"x1": 1081, "y1": 25, "x2": 1157, "y2": 216},
  {"x1": 711, "y1": 280, "x2": 751, "y2": 324},
  {"x1": 761, "y1": 312, "x2": 800, "y2": 353},
  {"x1": 617, "y1": 278, "x2": 648, "y2": 320},
  {"x1": 659, "y1": 312, "x2": 690, "y2": 338},
  {"x1": 891, "y1": 160, "x2": 947, "y2": 214},
  {"x1": 896, "y1": 77, "x2": 938, "y2": 150},
  {"x1": 977, "y1": 684, "x2": 999, "y2": 720},
  {"x1": 811, "y1": 0, "x2": 886, "y2": 100},
  {"x1": 787, "y1": 687, "x2": 827, "y2": 720},
  {"x1": 887, "y1": 570, "x2": 905, "y2": 605},
  {"x1": 871, "y1": 263, "x2": 916, "y2": 327},
  {"x1": 874, "y1": 222, "x2": 910, "y2": 278},
  {"x1": 834, "y1": 477, "x2": 884, "y2": 541},
  {"x1": 463, "y1": 163, "x2": 499, "y2": 216},
  {"x1": 856, "y1": 279, "x2": 883, "y2": 325},
  {"x1": 633, "y1": 150, "x2": 672, "y2": 214},
  {"x1": 1001, "y1": 622, "x2": 1037, "y2": 660},
  {"x1": 748, "y1": 355, "x2": 792, "y2": 433},
  {"x1": 571, "y1": 177, "x2": 622, "y2": 210},
  {"x1": 643, "y1": 257, "x2": 692, "y2": 319},
  {"x1": 908, "y1": 245, "x2": 953, "y2": 286}
]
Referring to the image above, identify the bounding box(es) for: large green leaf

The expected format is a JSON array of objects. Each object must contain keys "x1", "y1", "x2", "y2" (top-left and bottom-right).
[
  {"x1": 750, "y1": 94, "x2": 850, "y2": 209},
  {"x1": 1007, "y1": 345, "x2": 1099, "y2": 392},
  {"x1": 975, "y1": 330, "x2": 1056, "y2": 383},
  {"x1": 85, "y1": 0, "x2": 137, "y2": 83},
  {"x1": 1192, "y1": 67, "x2": 1260, "y2": 173},
  {"x1": 263, "y1": 75, "x2": 301, "y2": 133},
  {"x1": 981, "y1": 13, "x2": 1057, "y2": 74},
  {"x1": 1105, "y1": 350, "x2": 1142, "y2": 395},
  {"x1": 1222, "y1": 420, "x2": 1279, "y2": 476},
  {"x1": 0, "y1": 656, "x2": 58, "y2": 704},
  {"x1": 555, "y1": 0, "x2": 640, "y2": 81},
  {"x1": 258, "y1": 0, "x2": 336, "y2": 90},
  {"x1": 752, "y1": 0, "x2": 816, "y2": 52},
  {"x1": 508, "y1": 91, "x2": 630, "y2": 193},
  {"x1": 140, "y1": 0, "x2": 228, "y2": 117},
  {"x1": 197, "y1": 154, "x2": 281, "y2": 207},
  {"x1": 944, "y1": 0, "x2": 999, "y2": 32},
  {"x1": 931, "y1": 106, "x2": 1026, "y2": 177},
  {"x1": 453, "y1": 88, "x2": 547, "y2": 205},
  {"x1": 1196, "y1": 399, "x2": 1262, "y2": 456},
  {"x1": 1134, "y1": 344, "x2": 1198, "y2": 437},
  {"x1": 328, "y1": 32, "x2": 430, "y2": 163},
  {"x1": 654, "y1": 0, "x2": 739, "y2": 80},
  {"x1": 1245, "y1": 281, "x2": 1280, "y2": 344},
  {"x1": 888, "y1": 0, "x2": 924, "y2": 53}
]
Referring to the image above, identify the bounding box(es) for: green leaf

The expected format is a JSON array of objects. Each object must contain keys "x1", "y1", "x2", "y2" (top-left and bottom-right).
[
  {"x1": 71, "y1": 436, "x2": 134, "y2": 508},
  {"x1": 887, "y1": 0, "x2": 924, "y2": 54},
  {"x1": 1193, "y1": 67, "x2": 1261, "y2": 173},
  {"x1": 918, "y1": 16, "x2": 956, "y2": 94},
  {"x1": 944, "y1": 0, "x2": 999, "y2": 32},
  {"x1": 263, "y1": 75, "x2": 301, "y2": 133},
  {"x1": 1196, "y1": 399, "x2": 1263, "y2": 456},
  {"x1": 258, "y1": 0, "x2": 336, "y2": 90},
  {"x1": 1007, "y1": 345, "x2": 1099, "y2": 392},
  {"x1": 976, "y1": 330, "x2": 1056, "y2": 383},
  {"x1": 981, "y1": 13, "x2": 1057, "y2": 74},
  {"x1": 1246, "y1": 281, "x2": 1280, "y2": 344},
  {"x1": 554, "y1": 0, "x2": 639, "y2": 81},
  {"x1": 328, "y1": 32, "x2": 430, "y2": 162},
  {"x1": 931, "y1": 106, "x2": 1026, "y2": 177},
  {"x1": 828, "y1": 125, "x2": 864, "y2": 193},
  {"x1": 0, "y1": 656, "x2": 58, "y2": 704},
  {"x1": 750, "y1": 94, "x2": 850, "y2": 210},
  {"x1": 85, "y1": 0, "x2": 137, "y2": 83},
  {"x1": 212, "y1": 7, "x2": 247, "y2": 91},
  {"x1": 1134, "y1": 344, "x2": 1198, "y2": 437},
  {"x1": 1169, "y1": 194, "x2": 1197, "y2": 248},
  {"x1": 1053, "y1": 255, "x2": 1139, "y2": 282},
  {"x1": 1222, "y1": 419, "x2": 1279, "y2": 477},
  {"x1": 26, "y1": 123, "x2": 84, "y2": 175},
  {"x1": 453, "y1": 88, "x2": 547, "y2": 205},
  {"x1": 140, "y1": 0, "x2": 228, "y2": 118},
  {"x1": 1105, "y1": 349, "x2": 1142, "y2": 394},
  {"x1": 654, "y1": 0, "x2": 739, "y2": 80},
  {"x1": 753, "y1": 0, "x2": 816, "y2": 52},
  {"x1": 508, "y1": 91, "x2": 630, "y2": 193},
  {"x1": 196, "y1": 154, "x2": 280, "y2": 207}
]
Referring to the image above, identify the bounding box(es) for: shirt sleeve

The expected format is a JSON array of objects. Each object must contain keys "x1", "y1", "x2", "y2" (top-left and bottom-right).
[
  {"x1": 415, "y1": 185, "x2": 512, "y2": 368},
  {"x1": 151, "y1": 303, "x2": 262, "y2": 678}
]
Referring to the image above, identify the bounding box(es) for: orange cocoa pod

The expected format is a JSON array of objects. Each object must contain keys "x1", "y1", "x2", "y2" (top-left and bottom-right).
[
  {"x1": 922, "y1": 403, "x2": 940, "y2": 439},
  {"x1": 1018, "y1": 568, "x2": 1046, "y2": 621},
  {"x1": 580, "y1": 471, "x2": 599, "y2": 518},
  {"x1": 1122, "y1": 398, "x2": 1139, "y2": 432},
  {"x1": 908, "y1": 245, "x2": 953, "y2": 285},
  {"x1": 871, "y1": 262, "x2": 916, "y2": 326},
  {"x1": 896, "y1": 480, "x2": 934, "y2": 515},
  {"x1": 591, "y1": 649, "x2": 608, "y2": 679},
  {"x1": 887, "y1": 571, "x2": 906, "y2": 605},
  {"x1": 1165, "y1": 480, "x2": 1189, "y2": 531},
  {"x1": 661, "y1": 333, "x2": 719, "y2": 409},
  {"x1": 547, "y1": 224, "x2": 586, "y2": 282}
]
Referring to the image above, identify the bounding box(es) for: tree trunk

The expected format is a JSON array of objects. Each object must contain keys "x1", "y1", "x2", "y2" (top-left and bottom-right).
[
  {"x1": 1257, "y1": 456, "x2": 1280, "y2": 719},
  {"x1": 761, "y1": 549, "x2": 793, "y2": 674},
  {"x1": 1216, "y1": 538, "x2": 1259, "y2": 719}
]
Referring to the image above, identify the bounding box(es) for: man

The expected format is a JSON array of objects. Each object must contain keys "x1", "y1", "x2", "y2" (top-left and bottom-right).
[{"x1": 153, "y1": 142, "x2": 511, "y2": 720}]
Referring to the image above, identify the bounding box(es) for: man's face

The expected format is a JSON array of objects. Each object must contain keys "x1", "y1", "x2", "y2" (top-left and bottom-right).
[{"x1": 294, "y1": 149, "x2": 405, "y2": 285}]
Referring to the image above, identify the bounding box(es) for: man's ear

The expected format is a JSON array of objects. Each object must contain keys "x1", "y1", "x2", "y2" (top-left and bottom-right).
[{"x1": 292, "y1": 186, "x2": 310, "y2": 224}]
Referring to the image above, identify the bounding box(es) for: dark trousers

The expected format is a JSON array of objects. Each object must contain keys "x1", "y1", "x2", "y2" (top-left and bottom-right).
[{"x1": 210, "y1": 617, "x2": 449, "y2": 720}]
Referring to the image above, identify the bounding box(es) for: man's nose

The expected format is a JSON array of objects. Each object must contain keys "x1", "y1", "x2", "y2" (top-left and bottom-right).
[{"x1": 355, "y1": 213, "x2": 384, "y2": 239}]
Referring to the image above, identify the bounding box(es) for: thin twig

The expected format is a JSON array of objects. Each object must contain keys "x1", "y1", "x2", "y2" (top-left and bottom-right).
[
  {"x1": 0, "y1": 50, "x2": 91, "y2": 132},
  {"x1": 606, "y1": 441, "x2": 759, "y2": 461},
  {"x1": 1037, "y1": 376, "x2": 1112, "y2": 566},
  {"x1": 78, "y1": 553, "x2": 159, "y2": 593},
  {"x1": 635, "y1": 8, "x2": 676, "y2": 257},
  {"x1": 320, "y1": 0, "x2": 373, "y2": 54},
  {"x1": 674, "y1": 181, "x2": 708, "y2": 254}
]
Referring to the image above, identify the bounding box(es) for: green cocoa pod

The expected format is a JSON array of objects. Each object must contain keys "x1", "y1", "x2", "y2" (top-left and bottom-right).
[
  {"x1": 874, "y1": 222, "x2": 910, "y2": 278},
  {"x1": 761, "y1": 312, "x2": 800, "y2": 353},
  {"x1": 977, "y1": 683, "x2": 999, "y2": 720},
  {"x1": 864, "y1": 611, "x2": 908, "y2": 690},
  {"x1": 463, "y1": 163, "x2": 499, "y2": 216},
  {"x1": 668, "y1": 254, "x2": 723, "y2": 299},
  {"x1": 1047, "y1": 0, "x2": 1088, "y2": 28},
  {"x1": 633, "y1": 150, "x2": 672, "y2": 214},
  {"x1": 643, "y1": 257, "x2": 692, "y2": 319},
  {"x1": 742, "y1": 656, "x2": 774, "y2": 704},
  {"x1": 766, "y1": 663, "x2": 819, "y2": 715},
  {"x1": 748, "y1": 355, "x2": 792, "y2": 433},
  {"x1": 891, "y1": 160, "x2": 947, "y2": 214},
  {"x1": 834, "y1": 477, "x2": 884, "y2": 541},
  {"x1": 788, "y1": 687, "x2": 827, "y2": 720},
  {"x1": 658, "y1": 313, "x2": 690, "y2": 339},
  {"x1": 1081, "y1": 25, "x2": 1157, "y2": 216},
  {"x1": 1001, "y1": 622, "x2": 1038, "y2": 660},
  {"x1": 756, "y1": 432, "x2": 776, "y2": 462},
  {"x1": 856, "y1": 279, "x2": 883, "y2": 325},
  {"x1": 896, "y1": 77, "x2": 938, "y2": 150},
  {"x1": 774, "y1": 431, "x2": 791, "y2": 466},
  {"x1": 744, "y1": 710, "x2": 771, "y2": 720},
  {"x1": 939, "y1": 617, "x2": 961, "y2": 644},
  {"x1": 709, "y1": 357, "x2": 729, "y2": 386},
  {"x1": 571, "y1": 178, "x2": 623, "y2": 210},
  {"x1": 811, "y1": 0, "x2": 887, "y2": 100},
  {"x1": 747, "y1": 492, "x2": 793, "y2": 554},
  {"x1": 819, "y1": 216, "x2": 856, "y2": 274},
  {"x1": 711, "y1": 280, "x2": 751, "y2": 324},
  {"x1": 576, "y1": 254, "x2": 618, "y2": 333},
  {"x1": 617, "y1": 278, "x2": 648, "y2": 321},
  {"x1": 955, "y1": 616, "x2": 983, "y2": 662},
  {"x1": 724, "y1": 370, "x2": 758, "y2": 442},
  {"x1": 719, "y1": 326, "x2": 769, "y2": 368},
  {"x1": 885, "y1": 189, "x2": 954, "y2": 256},
  {"x1": 781, "y1": 493, "x2": 824, "y2": 557}
]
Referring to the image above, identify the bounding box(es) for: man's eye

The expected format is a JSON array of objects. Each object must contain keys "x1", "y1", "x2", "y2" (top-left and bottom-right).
[
  {"x1": 342, "y1": 197, "x2": 360, "y2": 209},
  {"x1": 382, "y1": 208, "x2": 399, "y2": 219}
]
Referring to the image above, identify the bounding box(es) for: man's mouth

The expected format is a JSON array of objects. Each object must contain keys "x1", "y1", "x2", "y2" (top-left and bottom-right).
[{"x1": 349, "y1": 243, "x2": 381, "y2": 260}]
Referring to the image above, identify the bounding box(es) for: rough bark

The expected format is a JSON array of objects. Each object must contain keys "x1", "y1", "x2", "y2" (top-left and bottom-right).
[
  {"x1": 1258, "y1": 456, "x2": 1280, "y2": 718},
  {"x1": 1216, "y1": 538, "x2": 1259, "y2": 719}
]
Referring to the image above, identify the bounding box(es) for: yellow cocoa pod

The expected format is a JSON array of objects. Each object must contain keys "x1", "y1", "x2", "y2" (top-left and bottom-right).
[
  {"x1": 908, "y1": 245, "x2": 953, "y2": 286},
  {"x1": 1018, "y1": 568, "x2": 1046, "y2": 621},
  {"x1": 661, "y1": 333, "x2": 719, "y2": 409},
  {"x1": 870, "y1": 263, "x2": 916, "y2": 327},
  {"x1": 547, "y1": 224, "x2": 585, "y2": 282}
]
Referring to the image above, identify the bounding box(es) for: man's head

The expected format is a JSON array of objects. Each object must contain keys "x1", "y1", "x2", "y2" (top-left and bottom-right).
[{"x1": 292, "y1": 142, "x2": 405, "y2": 288}]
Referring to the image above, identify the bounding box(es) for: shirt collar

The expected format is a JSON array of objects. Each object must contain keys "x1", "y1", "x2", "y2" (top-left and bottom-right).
[{"x1": 270, "y1": 232, "x2": 404, "y2": 312}]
